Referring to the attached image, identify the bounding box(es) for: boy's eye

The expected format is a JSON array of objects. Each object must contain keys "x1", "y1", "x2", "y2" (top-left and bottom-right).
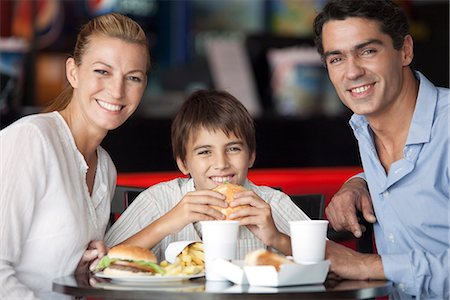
[
  {"x1": 197, "y1": 150, "x2": 211, "y2": 155},
  {"x1": 228, "y1": 147, "x2": 241, "y2": 153}
]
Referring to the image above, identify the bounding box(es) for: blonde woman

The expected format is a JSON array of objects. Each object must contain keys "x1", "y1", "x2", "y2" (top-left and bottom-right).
[{"x1": 0, "y1": 13, "x2": 150, "y2": 299}]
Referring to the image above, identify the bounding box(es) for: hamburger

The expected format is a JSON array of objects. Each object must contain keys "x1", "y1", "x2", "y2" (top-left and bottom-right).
[
  {"x1": 210, "y1": 183, "x2": 251, "y2": 220},
  {"x1": 95, "y1": 244, "x2": 164, "y2": 276},
  {"x1": 245, "y1": 249, "x2": 293, "y2": 271}
]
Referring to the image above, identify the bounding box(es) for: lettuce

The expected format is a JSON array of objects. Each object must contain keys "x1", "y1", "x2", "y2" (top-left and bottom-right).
[
  {"x1": 93, "y1": 256, "x2": 165, "y2": 274},
  {"x1": 94, "y1": 256, "x2": 117, "y2": 272}
]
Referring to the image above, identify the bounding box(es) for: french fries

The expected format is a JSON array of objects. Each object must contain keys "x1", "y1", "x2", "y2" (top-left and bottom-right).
[{"x1": 160, "y1": 242, "x2": 205, "y2": 276}]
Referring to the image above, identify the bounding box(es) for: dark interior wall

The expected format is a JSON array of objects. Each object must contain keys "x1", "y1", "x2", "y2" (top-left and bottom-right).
[{"x1": 101, "y1": 115, "x2": 361, "y2": 173}]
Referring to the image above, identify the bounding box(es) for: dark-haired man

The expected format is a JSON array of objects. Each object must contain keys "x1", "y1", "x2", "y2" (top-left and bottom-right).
[{"x1": 313, "y1": 0, "x2": 449, "y2": 299}]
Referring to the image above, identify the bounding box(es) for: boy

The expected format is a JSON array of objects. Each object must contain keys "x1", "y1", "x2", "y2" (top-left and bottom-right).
[{"x1": 105, "y1": 90, "x2": 310, "y2": 261}]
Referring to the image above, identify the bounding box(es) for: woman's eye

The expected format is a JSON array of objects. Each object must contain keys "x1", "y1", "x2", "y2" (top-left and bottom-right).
[
  {"x1": 128, "y1": 76, "x2": 143, "y2": 83},
  {"x1": 94, "y1": 69, "x2": 108, "y2": 75}
]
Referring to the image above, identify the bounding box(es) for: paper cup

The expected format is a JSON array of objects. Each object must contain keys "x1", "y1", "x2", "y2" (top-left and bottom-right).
[
  {"x1": 200, "y1": 220, "x2": 239, "y2": 281},
  {"x1": 289, "y1": 220, "x2": 329, "y2": 264}
]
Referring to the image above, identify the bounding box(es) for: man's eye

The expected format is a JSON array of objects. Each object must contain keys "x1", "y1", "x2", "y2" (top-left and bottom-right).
[
  {"x1": 328, "y1": 57, "x2": 341, "y2": 64},
  {"x1": 362, "y1": 49, "x2": 376, "y2": 56},
  {"x1": 94, "y1": 69, "x2": 108, "y2": 75},
  {"x1": 197, "y1": 150, "x2": 210, "y2": 155}
]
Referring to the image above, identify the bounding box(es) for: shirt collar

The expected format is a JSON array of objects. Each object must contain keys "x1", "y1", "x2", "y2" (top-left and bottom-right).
[{"x1": 349, "y1": 71, "x2": 438, "y2": 145}]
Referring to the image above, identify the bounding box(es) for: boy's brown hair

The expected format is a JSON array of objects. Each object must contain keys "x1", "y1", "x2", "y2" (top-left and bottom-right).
[{"x1": 171, "y1": 89, "x2": 256, "y2": 162}]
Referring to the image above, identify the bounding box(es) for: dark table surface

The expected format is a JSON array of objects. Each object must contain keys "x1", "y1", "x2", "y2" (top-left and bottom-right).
[{"x1": 53, "y1": 272, "x2": 393, "y2": 300}]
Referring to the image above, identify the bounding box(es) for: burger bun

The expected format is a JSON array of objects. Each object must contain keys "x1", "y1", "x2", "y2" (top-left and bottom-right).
[
  {"x1": 245, "y1": 249, "x2": 293, "y2": 271},
  {"x1": 210, "y1": 183, "x2": 251, "y2": 219}
]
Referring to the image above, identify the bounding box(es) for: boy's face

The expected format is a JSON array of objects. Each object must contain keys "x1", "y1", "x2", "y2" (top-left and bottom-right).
[{"x1": 176, "y1": 126, "x2": 256, "y2": 190}]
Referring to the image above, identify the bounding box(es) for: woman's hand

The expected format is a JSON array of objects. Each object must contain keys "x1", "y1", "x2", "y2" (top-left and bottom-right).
[{"x1": 75, "y1": 240, "x2": 108, "y2": 274}]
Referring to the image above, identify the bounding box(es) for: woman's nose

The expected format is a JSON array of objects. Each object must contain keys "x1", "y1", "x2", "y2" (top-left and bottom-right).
[{"x1": 108, "y1": 76, "x2": 125, "y2": 99}]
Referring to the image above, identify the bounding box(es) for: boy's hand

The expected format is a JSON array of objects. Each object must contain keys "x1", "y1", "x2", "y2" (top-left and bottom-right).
[
  {"x1": 164, "y1": 190, "x2": 227, "y2": 233},
  {"x1": 228, "y1": 191, "x2": 283, "y2": 249}
]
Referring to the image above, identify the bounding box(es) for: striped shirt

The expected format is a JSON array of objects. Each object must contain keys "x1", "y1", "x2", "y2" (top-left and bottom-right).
[{"x1": 105, "y1": 178, "x2": 310, "y2": 261}]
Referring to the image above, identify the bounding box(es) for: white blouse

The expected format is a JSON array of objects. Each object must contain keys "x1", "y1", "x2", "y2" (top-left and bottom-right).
[
  {"x1": 105, "y1": 178, "x2": 310, "y2": 262},
  {"x1": 0, "y1": 112, "x2": 116, "y2": 299}
]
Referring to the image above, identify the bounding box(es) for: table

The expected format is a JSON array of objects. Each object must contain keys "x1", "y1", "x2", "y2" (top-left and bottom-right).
[{"x1": 53, "y1": 273, "x2": 393, "y2": 300}]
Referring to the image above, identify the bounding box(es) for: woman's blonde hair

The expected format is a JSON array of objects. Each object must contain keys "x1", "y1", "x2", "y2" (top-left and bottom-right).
[{"x1": 44, "y1": 13, "x2": 150, "y2": 112}]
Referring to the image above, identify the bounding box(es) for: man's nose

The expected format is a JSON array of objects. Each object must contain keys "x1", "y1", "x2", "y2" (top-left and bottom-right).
[{"x1": 345, "y1": 57, "x2": 365, "y2": 80}]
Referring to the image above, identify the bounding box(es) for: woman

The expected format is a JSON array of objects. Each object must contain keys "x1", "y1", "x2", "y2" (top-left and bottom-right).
[{"x1": 0, "y1": 13, "x2": 150, "y2": 299}]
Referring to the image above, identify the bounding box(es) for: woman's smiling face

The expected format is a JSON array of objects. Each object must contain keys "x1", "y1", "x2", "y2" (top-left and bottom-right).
[{"x1": 67, "y1": 34, "x2": 148, "y2": 132}]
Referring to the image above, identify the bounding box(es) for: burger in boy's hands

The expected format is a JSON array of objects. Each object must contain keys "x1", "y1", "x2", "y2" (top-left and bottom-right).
[
  {"x1": 210, "y1": 183, "x2": 251, "y2": 220},
  {"x1": 94, "y1": 244, "x2": 164, "y2": 276}
]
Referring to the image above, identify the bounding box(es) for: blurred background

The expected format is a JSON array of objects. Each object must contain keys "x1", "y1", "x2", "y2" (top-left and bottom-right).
[{"x1": 1, "y1": 0, "x2": 448, "y2": 172}]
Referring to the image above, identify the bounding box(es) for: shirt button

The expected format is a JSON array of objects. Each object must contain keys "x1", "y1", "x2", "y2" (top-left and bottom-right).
[
  {"x1": 405, "y1": 148, "x2": 413, "y2": 157},
  {"x1": 398, "y1": 283, "x2": 406, "y2": 291},
  {"x1": 388, "y1": 233, "x2": 395, "y2": 242},
  {"x1": 383, "y1": 191, "x2": 389, "y2": 197}
]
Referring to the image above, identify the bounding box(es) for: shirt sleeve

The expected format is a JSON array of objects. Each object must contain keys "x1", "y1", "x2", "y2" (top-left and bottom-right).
[
  {"x1": 345, "y1": 171, "x2": 366, "y2": 182},
  {"x1": 382, "y1": 249, "x2": 449, "y2": 298},
  {"x1": 0, "y1": 124, "x2": 47, "y2": 299},
  {"x1": 263, "y1": 188, "x2": 311, "y2": 235},
  {"x1": 104, "y1": 189, "x2": 161, "y2": 247}
]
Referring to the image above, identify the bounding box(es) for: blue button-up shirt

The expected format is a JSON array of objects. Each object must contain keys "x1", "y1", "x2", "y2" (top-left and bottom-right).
[{"x1": 350, "y1": 72, "x2": 449, "y2": 299}]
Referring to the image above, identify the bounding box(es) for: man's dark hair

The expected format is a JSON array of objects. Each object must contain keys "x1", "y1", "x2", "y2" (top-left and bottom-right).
[{"x1": 313, "y1": 0, "x2": 410, "y2": 58}]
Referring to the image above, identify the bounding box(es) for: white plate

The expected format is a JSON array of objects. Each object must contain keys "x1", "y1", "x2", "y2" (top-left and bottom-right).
[{"x1": 95, "y1": 272, "x2": 204, "y2": 284}]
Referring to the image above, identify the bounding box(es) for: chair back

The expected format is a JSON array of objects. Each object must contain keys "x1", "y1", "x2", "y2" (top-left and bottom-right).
[
  {"x1": 290, "y1": 194, "x2": 325, "y2": 220},
  {"x1": 110, "y1": 186, "x2": 145, "y2": 227}
]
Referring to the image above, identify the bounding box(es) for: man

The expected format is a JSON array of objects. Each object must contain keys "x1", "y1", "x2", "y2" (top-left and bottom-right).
[{"x1": 313, "y1": 0, "x2": 449, "y2": 299}]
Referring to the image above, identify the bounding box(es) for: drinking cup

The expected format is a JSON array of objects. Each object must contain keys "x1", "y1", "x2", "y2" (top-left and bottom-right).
[
  {"x1": 200, "y1": 220, "x2": 240, "y2": 281},
  {"x1": 289, "y1": 220, "x2": 329, "y2": 264}
]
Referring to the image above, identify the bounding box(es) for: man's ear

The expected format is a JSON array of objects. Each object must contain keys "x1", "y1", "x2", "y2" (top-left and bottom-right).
[
  {"x1": 248, "y1": 151, "x2": 256, "y2": 168},
  {"x1": 401, "y1": 35, "x2": 414, "y2": 67},
  {"x1": 66, "y1": 57, "x2": 78, "y2": 88},
  {"x1": 176, "y1": 157, "x2": 190, "y2": 175}
]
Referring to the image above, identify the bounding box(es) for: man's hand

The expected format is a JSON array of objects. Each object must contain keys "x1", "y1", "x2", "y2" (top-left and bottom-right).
[
  {"x1": 326, "y1": 240, "x2": 385, "y2": 280},
  {"x1": 75, "y1": 240, "x2": 108, "y2": 274},
  {"x1": 326, "y1": 177, "x2": 376, "y2": 238}
]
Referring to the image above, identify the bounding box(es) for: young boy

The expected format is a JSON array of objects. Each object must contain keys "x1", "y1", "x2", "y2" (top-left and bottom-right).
[{"x1": 105, "y1": 90, "x2": 310, "y2": 261}]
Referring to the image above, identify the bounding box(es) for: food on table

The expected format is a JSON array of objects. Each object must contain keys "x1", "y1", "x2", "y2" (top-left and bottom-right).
[
  {"x1": 245, "y1": 249, "x2": 293, "y2": 271},
  {"x1": 160, "y1": 242, "x2": 205, "y2": 276},
  {"x1": 210, "y1": 183, "x2": 251, "y2": 220},
  {"x1": 94, "y1": 244, "x2": 164, "y2": 276}
]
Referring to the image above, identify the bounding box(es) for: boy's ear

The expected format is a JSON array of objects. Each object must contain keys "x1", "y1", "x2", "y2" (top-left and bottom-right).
[
  {"x1": 248, "y1": 151, "x2": 256, "y2": 168},
  {"x1": 176, "y1": 157, "x2": 190, "y2": 175}
]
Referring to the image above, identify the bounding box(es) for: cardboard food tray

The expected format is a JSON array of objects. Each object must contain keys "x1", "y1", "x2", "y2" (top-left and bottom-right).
[{"x1": 213, "y1": 259, "x2": 330, "y2": 287}]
